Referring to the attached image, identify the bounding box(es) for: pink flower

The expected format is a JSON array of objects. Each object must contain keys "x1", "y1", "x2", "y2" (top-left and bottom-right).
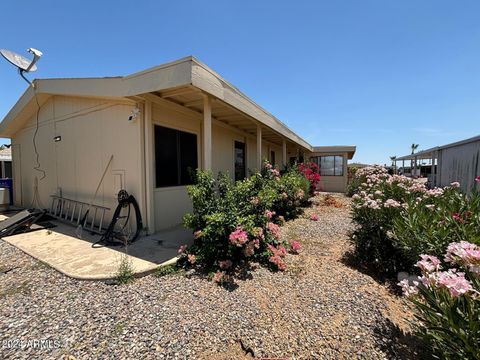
[
  {"x1": 178, "y1": 245, "x2": 187, "y2": 254},
  {"x1": 267, "y1": 222, "x2": 281, "y2": 240},
  {"x1": 310, "y1": 213, "x2": 319, "y2": 221},
  {"x1": 398, "y1": 279, "x2": 418, "y2": 298},
  {"x1": 415, "y1": 254, "x2": 442, "y2": 273},
  {"x1": 475, "y1": 176, "x2": 480, "y2": 183},
  {"x1": 252, "y1": 239, "x2": 260, "y2": 249},
  {"x1": 290, "y1": 240, "x2": 301, "y2": 254},
  {"x1": 212, "y1": 271, "x2": 225, "y2": 284},
  {"x1": 268, "y1": 250, "x2": 287, "y2": 270},
  {"x1": 445, "y1": 241, "x2": 480, "y2": 274},
  {"x1": 450, "y1": 181, "x2": 460, "y2": 188},
  {"x1": 187, "y1": 254, "x2": 196, "y2": 264},
  {"x1": 265, "y1": 210, "x2": 275, "y2": 219},
  {"x1": 436, "y1": 270, "x2": 473, "y2": 297},
  {"x1": 218, "y1": 260, "x2": 233, "y2": 270},
  {"x1": 229, "y1": 226, "x2": 249, "y2": 247},
  {"x1": 452, "y1": 213, "x2": 465, "y2": 223}
]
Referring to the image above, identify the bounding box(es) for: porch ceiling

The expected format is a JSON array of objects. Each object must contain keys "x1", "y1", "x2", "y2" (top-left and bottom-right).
[{"x1": 151, "y1": 86, "x2": 298, "y2": 148}]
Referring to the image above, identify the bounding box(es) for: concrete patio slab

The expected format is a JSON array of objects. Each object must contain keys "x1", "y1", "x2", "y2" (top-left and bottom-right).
[{"x1": 0, "y1": 215, "x2": 193, "y2": 280}]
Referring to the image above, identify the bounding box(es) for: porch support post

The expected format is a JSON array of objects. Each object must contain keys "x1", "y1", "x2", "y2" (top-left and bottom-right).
[
  {"x1": 431, "y1": 153, "x2": 435, "y2": 186},
  {"x1": 282, "y1": 139, "x2": 287, "y2": 168},
  {"x1": 144, "y1": 100, "x2": 155, "y2": 234},
  {"x1": 202, "y1": 94, "x2": 212, "y2": 171},
  {"x1": 256, "y1": 124, "x2": 262, "y2": 170}
]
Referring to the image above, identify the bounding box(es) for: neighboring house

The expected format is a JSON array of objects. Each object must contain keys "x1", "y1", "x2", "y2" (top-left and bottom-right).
[
  {"x1": 0, "y1": 147, "x2": 12, "y2": 178},
  {"x1": 310, "y1": 146, "x2": 356, "y2": 192},
  {"x1": 395, "y1": 135, "x2": 480, "y2": 193},
  {"x1": 0, "y1": 56, "x2": 355, "y2": 233}
]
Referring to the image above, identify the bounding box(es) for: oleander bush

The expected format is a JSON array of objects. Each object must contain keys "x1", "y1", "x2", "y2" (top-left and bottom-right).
[
  {"x1": 350, "y1": 166, "x2": 480, "y2": 275},
  {"x1": 392, "y1": 186, "x2": 480, "y2": 266},
  {"x1": 399, "y1": 243, "x2": 480, "y2": 359},
  {"x1": 181, "y1": 162, "x2": 312, "y2": 281}
]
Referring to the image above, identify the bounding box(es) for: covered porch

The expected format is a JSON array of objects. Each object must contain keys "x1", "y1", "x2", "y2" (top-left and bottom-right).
[{"x1": 394, "y1": 149, "x2": 439, "y2": 186}]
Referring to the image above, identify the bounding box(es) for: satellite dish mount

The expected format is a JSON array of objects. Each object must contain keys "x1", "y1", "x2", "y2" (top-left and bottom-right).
[{"x1": 0, "y1": 48, "x2": 43, "y2": 87}]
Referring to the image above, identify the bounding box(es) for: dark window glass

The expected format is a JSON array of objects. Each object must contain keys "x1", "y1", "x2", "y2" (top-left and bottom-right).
[
  {"x1": 234, "y1": 141, "x2": 246, "y2": 181},
  {"x1": 4, "y1": 162, "x2": 11, "y2": 178},
  {"x1": 155, "y1": 125, "x2": 197, "y2": 187},
  {"x1": 270, "y1": 150, "x2": 276, "y2": 166},
  {"x1": 317, "y1": 155, "x2": 344, "y2": 176}
]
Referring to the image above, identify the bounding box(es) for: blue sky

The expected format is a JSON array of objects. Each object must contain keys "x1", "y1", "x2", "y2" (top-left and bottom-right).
[{"x1": 1, "y1": 0, "x2": 479, "y2": 164}]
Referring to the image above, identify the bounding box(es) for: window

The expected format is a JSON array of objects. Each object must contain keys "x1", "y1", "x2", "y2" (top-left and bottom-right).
[
  {"x1": 270, "y1": 150, "x2": 276, "y2": 166},
  {"x1": 315, "y1": 155, "x2": 344, "y2": 176},
  {"x1": 234, "y1": 141, "x2": 246, "y2": 181},
  {"x1": 155, "y1": 125, "x2": 198, "y2": 187},
  {"x1": 4, "y1": 162, "x2": 11, "y2": 178}
]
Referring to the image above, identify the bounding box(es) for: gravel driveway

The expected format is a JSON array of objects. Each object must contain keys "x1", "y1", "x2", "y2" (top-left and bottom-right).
[{"x1": 0, "y1": 194, "x2": 421, "y2": 359}]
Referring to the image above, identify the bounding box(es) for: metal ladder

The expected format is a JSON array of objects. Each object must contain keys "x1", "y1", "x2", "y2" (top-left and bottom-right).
[{"x1": 48, "y1": 195, "x2": 110, "y2": 235}]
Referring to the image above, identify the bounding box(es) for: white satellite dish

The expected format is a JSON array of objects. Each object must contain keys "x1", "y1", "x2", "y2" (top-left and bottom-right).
[{"x1": 0, "y1": 47, "x2": 43, "y2": 85}]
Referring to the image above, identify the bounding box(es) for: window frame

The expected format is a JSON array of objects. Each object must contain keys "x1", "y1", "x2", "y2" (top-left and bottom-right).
[
  {"x1": 154, "y1": 124, "x2": 198, "y2": 188},
  {"x1": 315, "y1": 155, "x2": 344, "y2": 177}
]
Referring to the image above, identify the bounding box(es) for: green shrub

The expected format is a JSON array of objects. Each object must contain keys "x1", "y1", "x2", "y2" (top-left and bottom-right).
[
  {"x1": 182, "y1": 163, "x2": 308, "y2": 275},
  {"x1": 115, "y1": 254, "x2": 135, "y2": 284},
  {"x1": 392, "y1": 187, "x2": 480, "y2": 267},
  {"x1": 350, "y1": 166, "x2": 425, "y2": 275},
  {"x1": 155, "y1": 264, "x2": 183, "y2": 277}
]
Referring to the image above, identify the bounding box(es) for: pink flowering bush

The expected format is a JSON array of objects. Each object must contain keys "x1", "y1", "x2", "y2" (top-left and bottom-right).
[
  {"x1": 350, "y1": 166, "x2": 426, "y2": 274},
  {"x1": 297, "y1": 162, "x2": 321, "y2": 196},
  {"x1": 350, "y1": 165, "x2": 480, "y2": 275},
  {"x1": 399, "y1": 243, "x2": 480, "y2": 359},
  {"x1": 182, "y1": 165, "x2": 308, "y2": 278}
]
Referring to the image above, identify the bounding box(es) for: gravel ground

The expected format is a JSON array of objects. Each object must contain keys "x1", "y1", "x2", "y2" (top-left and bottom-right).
[{"x1": 0, "y1": 193, "x2": 422, "y2": 359}]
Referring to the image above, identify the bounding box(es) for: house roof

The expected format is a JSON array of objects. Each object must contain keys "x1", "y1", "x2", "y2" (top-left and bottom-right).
[
  {"x1": 312, "y1": 145, "x2": 356, "y2": 159},
  {"x1": 0, "y1": 56, "x2": 313, "y2": 151},
  {"x1": 395, "y1": 134, "x2": 480, "y2": 161}
]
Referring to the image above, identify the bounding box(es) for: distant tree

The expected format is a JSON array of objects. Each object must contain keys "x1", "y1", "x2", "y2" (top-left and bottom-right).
[
  {"x1": 390, "y1": 155, "x2": 397, "y2": 174},
  {"x1": 410, "y1": 144, "x2": 419, "y2": 176},
  {"x1": 411, "y1": 143, "x2": 419, "y2": 154}
]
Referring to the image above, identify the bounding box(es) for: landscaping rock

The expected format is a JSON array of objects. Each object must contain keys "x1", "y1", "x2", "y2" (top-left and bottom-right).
[{"x1": 0, "y1": 193, "x2": 420, "y2": 359}]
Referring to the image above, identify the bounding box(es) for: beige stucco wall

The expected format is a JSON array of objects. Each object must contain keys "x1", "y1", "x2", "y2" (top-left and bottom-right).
[
  {"x1": 311, "y1": 151, "x2": 349, "y2": 193},
  {"x1": 11, "y1": 96, "x2": 144, "y2": 227},
  {"x1": 150, "y1": 102, "x2": 290, "y2": 231},
  {"x1": 11, "y1": 95, "x2": 304, "y2": 233}
]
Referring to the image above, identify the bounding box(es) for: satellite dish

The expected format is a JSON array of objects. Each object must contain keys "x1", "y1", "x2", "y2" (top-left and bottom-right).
[
  {"x1": 0, "y1": 48, "x2": 41, "y2": 72},
  {"x1": 0, "y1": 47, "x2": 43, "y2": 86}
]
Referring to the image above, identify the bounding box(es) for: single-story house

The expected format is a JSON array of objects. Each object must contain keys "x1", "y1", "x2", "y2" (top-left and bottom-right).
[
  {"x1": 310, "y1": 146, "x2": 356, "y2": 193},
  {"x1": 394, "y1": 134, "x2": 480, "y2": 193},
  {"x1": 0, "y1": 56, "x2": 355, "y2": 233}
]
